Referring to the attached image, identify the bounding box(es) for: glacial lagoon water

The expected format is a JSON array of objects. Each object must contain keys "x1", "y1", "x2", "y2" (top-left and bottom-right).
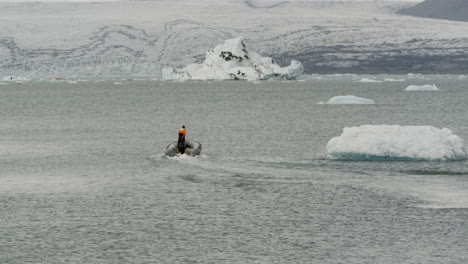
[{"x1": 1, "y1": 75, "x2": 467, "y2": 263}]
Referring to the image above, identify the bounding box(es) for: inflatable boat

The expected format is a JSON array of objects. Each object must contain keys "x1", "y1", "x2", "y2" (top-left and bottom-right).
[{"x1": 164, "y1": 140, "x2": 202, "y2": 157}]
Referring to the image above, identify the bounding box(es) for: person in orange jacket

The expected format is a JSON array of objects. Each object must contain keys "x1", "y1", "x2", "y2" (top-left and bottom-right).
[{"x1": 178, "y1": 125, "x2": 187, "y2": 154}]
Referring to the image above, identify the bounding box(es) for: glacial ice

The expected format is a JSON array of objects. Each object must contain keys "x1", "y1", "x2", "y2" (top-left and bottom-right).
[
  {"x1": 326, "y1": 125, "x2": 466, "y2": 161},
  {"x1": 405, "y1": 84, "x2": 439, "y2": 91},
  {"x1": 326, "y1": 95, "x2": 375, "y2": 105},
  {"x1": 162, "y1": 37, "x2": 303, "y2": 81}
]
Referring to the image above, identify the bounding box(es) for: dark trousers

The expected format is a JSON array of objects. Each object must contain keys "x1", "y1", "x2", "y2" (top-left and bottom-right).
[{"x1": 178, "y1": 133, "x2": 186, "y2": 154}]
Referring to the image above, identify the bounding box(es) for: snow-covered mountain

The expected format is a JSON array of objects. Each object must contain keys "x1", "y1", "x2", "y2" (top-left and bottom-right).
[
  {"x1": 0, "y1": 0, "x2": 467, "y2": 79},
  {"x1": 399, "y1": 0, "x2": 468, "y2": 22}
]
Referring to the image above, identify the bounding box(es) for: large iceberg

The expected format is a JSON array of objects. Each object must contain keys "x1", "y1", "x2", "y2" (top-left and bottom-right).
[
  {"x1": 162, "y1": 37, "x2": 303, "y2": 81},
  {"x1": 326, "y1": 95, "x2": 375, "y2": 104},
  {"x1": 326, "y1": 125, "x2": 466, "y2": 161}
]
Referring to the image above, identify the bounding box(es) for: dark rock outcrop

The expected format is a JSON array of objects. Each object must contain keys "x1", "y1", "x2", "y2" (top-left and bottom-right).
[{"x1": 399, "y1": 0, "x2": 468, "y2": 22}]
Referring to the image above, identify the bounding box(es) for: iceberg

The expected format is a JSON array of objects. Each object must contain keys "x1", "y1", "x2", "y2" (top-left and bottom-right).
[
  {"x1": 326, "y1": 95, "x2": 375, "y2": 105},
  {"x1": 356, "y1": 78, "x2": 381, "y2": 83},
  {"x1": 2, "y1": 76, "x2": 30, "y2": 84},
  {"x1": 383, "y1": 78, "x2": 405, "y2": 82},
  {"x1": 326, "y1": 125, "x2": 466, "y2": 161},
  {"x1": 162, "y1": 37, "x2": 303, "y2": 81},
  {"x1": 405, "y1": 84, "x2": 439, "y2": 91}
]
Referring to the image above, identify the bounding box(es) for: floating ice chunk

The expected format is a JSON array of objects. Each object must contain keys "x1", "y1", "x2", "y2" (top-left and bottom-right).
[
  {"x1": 384, "y1": 78, "x2": 405, "y2": 82},
  {"x1": 356, "y1": 78, "x2": 381, "y2": 83},
  {"x1": 2, "y1": 76, "x2": 15, "y2": 81},
  {"x1": 326, "y1": 95, "x2": 375, "y2": 104},
  {"x1": 2, "y1": 76, "x2": 30, "y2": 83},
  {"x1": 326, "y1": 125, "x2": 466, "y2": 161},
  {"x1": 162, "y1": 37, "x2": 303, "y2": 81},
  {"x1": 407, "y1": 73, "x2": 427, "y2": 80},
  {"x1": 405, "y1": 84, "x2": 439, "y2": 91}
]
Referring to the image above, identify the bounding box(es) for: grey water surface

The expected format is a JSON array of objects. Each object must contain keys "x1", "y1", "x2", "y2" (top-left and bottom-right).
[{"x1": 1, "y1": 75, "x2": 467, "y2": 263}]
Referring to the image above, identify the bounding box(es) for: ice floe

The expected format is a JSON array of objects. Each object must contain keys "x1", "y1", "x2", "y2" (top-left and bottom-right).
[
  {"x1": 356, "y1": 77, "x2": 382, "y2": 83},
  {"x1": 2, "y1": 76, "x2": 30, "y2": 83},
  {"x1": 326, "y1": 95, "x2": 375, "y2": 104},
  {"x1": 405, "y1": 84, "x2": 439, "y2": 91},
  {"x1": 326, "y1": 125, "x2": 466, "y2": 161},
  {"x1": 383, "y1": 78, "x2": 405, "y2": 82}
]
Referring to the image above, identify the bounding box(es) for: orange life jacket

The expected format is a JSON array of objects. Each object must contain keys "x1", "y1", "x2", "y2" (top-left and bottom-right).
[{"x1": 178, "y1": 128, "x2": 186, "y2": 140}]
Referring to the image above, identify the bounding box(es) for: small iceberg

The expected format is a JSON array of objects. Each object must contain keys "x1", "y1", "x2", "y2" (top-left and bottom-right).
[
  {"x1": 326, "y1": 125, "x2": 466, "y2": 161},
  {"x1": 405, "y1": 84, "x2": 439, "y2": 91},
  {"x1": 162, "y1": 36, "x2": 303, "y2": 81},
  {"x1": 383, "y1": 78, "x2": 405, "y2": 82},
  {"x1": 2, "y1": 76, "x2": 30, "y2": 83},
  {"x1": 356, "y1": 78, "x2": 381, "y2": 83},
  {"x1": 326, "y1": 95, "x2": 375, "y2": 105},
  {"x1": 2, "y1": 76, "x2": 15, "y2": 81}
]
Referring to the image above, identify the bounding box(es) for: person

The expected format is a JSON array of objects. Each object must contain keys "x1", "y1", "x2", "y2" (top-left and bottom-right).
[{"x1": 178, "y1": 125, "x2": 187, "y2": 154}]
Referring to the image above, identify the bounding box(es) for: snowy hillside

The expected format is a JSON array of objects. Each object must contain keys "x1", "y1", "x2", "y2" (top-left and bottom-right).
[{"x1": 1, "y1": 0, "x2": 467, "y2": 79}]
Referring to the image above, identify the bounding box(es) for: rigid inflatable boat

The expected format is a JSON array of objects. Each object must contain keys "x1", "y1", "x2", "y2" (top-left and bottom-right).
[{"x1": 164, "y1": 140, "x2": 202, "y2": 157}]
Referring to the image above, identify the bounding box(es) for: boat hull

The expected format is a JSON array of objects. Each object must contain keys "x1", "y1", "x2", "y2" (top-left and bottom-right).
[{"x1": 164, "y1": 140, "x2": 202, "y2": 157}]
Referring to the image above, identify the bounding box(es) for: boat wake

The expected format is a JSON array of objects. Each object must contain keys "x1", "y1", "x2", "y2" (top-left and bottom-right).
[{"x1": 156, "y1": 154, "x2": 468, "y2": 209}]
